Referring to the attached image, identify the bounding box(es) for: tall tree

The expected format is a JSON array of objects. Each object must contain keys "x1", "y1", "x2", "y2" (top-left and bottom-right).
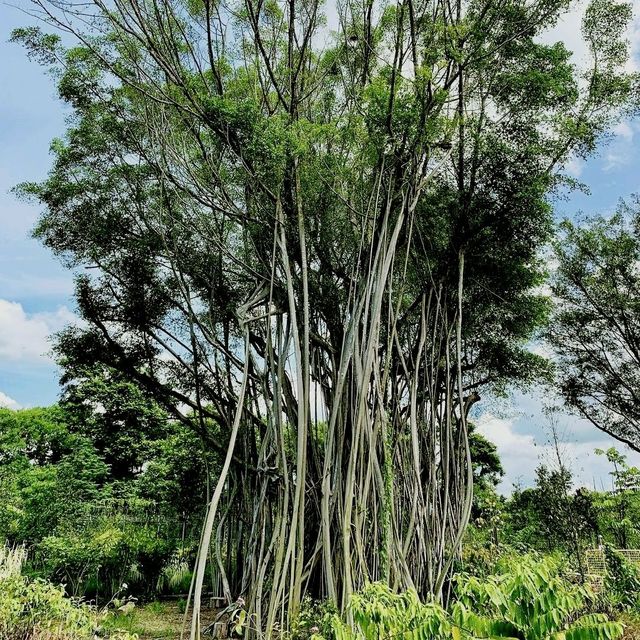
[
  {"x1": 550, "y1": 202, "x2": 640, "y2": 451},
  {"x1": 14, "y1": 0, "x2": 635, "y2": 635}
]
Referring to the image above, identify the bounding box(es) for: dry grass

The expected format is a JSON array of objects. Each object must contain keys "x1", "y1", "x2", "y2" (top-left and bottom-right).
[
  {"x1": 0, "y1": 545, "x2": 27, "y2": 579},
  {"x1": 621, "y1": 614, "x2": 640, "y2": 640}
]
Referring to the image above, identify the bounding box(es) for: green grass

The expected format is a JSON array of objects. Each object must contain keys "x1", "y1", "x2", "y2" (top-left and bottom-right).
[
  {"x1": 103, "y1": 602, "x2": 183, "y2": 639},
  {"x1": 102, "y1": 601, "x2": 219, "y2": 639}
]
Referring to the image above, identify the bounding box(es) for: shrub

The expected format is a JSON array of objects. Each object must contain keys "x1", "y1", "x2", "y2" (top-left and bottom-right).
[
  {"x1": 292, "y1": 596, "x2": 338, "y2": 640},
  {"x1": 327, "y1": 557, "x2": 624, "y2": 640},
  {"x1": 329, "y1": 583, "x2": 454, "y2": 640},
  {"x1": 156, "y1": 547, "x2": 193, "y2": 594},
  {"x1": 454, "y1": 555, "x2": 624, "y2": 640},
  {"x1": 602, "y1": 545, "x2": 640, "y2": 612},
  {"x1": 35, "y1": 513, "x2": 173, "y2": 599},
  {"x1": 0, "y1": 544, "x2": 137, "y2": 640},
  {"x1": 1, "y1": 546, "x2": 95, "y2": 639},
  {"x1": 0, "y1": 574, "x2": 96, "y2": 640}
]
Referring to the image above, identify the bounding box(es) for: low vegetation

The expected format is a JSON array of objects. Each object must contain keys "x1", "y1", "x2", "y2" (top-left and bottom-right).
[
  {"x1": 0, "y1": 545, "x2": 136, "y2": 640},
  {"x1": 306, "y1": 557, "x2": 626, "y2": 640}
]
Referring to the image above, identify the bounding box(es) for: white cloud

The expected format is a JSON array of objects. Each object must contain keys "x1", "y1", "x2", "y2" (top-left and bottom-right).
[
  {"x1": 0, "y1": 391, "x2": 20, "y2": 410},
  {"x1": 476, "y1": 393, "x2": 640, "y2": 494},
  {"x1": 0, "y1": 299, "x2": 76, "y2": 363},
  {"x1": 612, "y1": 121, "x2": 634, "y2": 141},
  {"x1": 529, "y1": 342, "x2": 555, "y2": 359},
  {"x1": 476, "y1": 413, "x2": 540, "y2": 491},
  {"x1": 565, "y1": 156, "x2": 585, "y2": 178},
  {"x1": 599, "y1": 120, "x2": 639, "y2": 171},
  {"x1": 540, "y1": 0, "x2": 640, "y2": 73}
]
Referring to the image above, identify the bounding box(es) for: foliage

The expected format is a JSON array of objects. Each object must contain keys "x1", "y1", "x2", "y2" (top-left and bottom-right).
[
  {"x1": 327, "y1": 559, "x2": 624, "y2": 640},
  {"x1": 329, "y1": 583, "x2": 453, "y2": 640},
  {"x1": 155, "y1": 547, "x2": 194, "y2": 594},
  {"x1": 602, "y1": 545, "x2": 640, "y2": 612},
  {"x1": 504, "y1": 465, "x2": 597, "y2": 554},
  {"x1": 60, "y1": 365, "x2": 170, "y2": 480},
  {"x1": 135, "y1": 423, "x2": 214, "y2": 520},
  {"x1": 499, "y1": 445, "x2": 640, "y2": 569},
  {"x1": 469, "y1": 425, "x2": 505, "y2": 490},
  {"x1": 0, "y1": 545, "x2": 136, "y2": 640},
  {"x1": 593, "y1": 448, "x2": 640, "y2": 548},
  {"x1": 0, "y1": 407, "x2": 109, "y2": 543},
  {"x1": 292, "y1": 597, "x2": 339, "y2": 640},
  {"x1": 0, "y1": 404, "x2": 211, "y2": 599},
  {"x1": 550, "y1": 201, "x2": 640, "y2": 451},
  {"x1": 34, "y1": 510, "x2": 173, "y2": 598},
  {"x1": 458, "y1": 531, "x2": 512, "y2": 577},
  {"x1": 454, "y1": 555, "x2": 623, "y2": 640}
]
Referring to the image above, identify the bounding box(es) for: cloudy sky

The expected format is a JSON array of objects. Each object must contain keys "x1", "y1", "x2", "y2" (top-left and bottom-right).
[{"x1": 1, "y1": 1, "x2": 640, "y2": 492}]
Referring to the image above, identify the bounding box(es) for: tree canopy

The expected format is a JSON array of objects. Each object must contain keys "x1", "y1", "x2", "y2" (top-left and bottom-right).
[{"x1": 550, "y1": 201, "x2": 640, "y2": 452}]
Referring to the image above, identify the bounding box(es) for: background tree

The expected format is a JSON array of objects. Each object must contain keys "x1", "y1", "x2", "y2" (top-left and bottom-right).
[
  {"x1": 550, "y1": 201, "x2": 640, "y2": 451},
  {"x1": 468, "y1": 424, "x2": 504, "y2": 544},
  {"x1": 13, "y1": 0, "x2": 636, "y2": 634},
  {"x1": 0, "y1": 404, "x2": 215, "y2": 599},
  {"x1": 594, "y1": 446, "x2": 640, "y2": 548},
  {"x1": 504, "y1": 465, "x2": 598, "y2": 559},
  {"x1": 469, "y1": 425, "x2": 504, "y2": 490},
  {"x1": 0, "y1": 407, "x2": 107, "y2": 543},
  {"x1": 60, "y1": 364, "x2": 170, "y2": 480}
]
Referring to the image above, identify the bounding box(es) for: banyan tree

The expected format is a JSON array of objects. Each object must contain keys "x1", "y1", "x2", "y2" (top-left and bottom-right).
[{"x1": 15, "y1": 0, "x2": 635, "y2": 636}]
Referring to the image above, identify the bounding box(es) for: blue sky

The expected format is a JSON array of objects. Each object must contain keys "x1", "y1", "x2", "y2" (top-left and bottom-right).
[
  {"x1": 1, "y1": 1, "x2": 640, "y2": 491},
  {"x1": 0, "y1": 2, "x2": 75, "y2": 410}
]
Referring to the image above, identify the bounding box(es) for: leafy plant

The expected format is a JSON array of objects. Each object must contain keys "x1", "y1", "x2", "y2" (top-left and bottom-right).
[
  {"x1": 328, "y1": 559, "x2": 624, "y2": 640},
  {"x1": 292, "y1": 596, "x2": 339, "y2": 640},
  {"x1": 329, "y1": 583, "x2": 453, "y2": 640},
  {"x1": 602, "y1": 545, "x2": 640, "y2": 612},
  {"x1": 0, "y1": 544, "x2": 137, "y2": 640},
  {"x1": 454, "y1": 555, "x2": 623, "y2": 640},
  {"x1": 594, "y1": 449, "x2": 640, "y2": 548}
]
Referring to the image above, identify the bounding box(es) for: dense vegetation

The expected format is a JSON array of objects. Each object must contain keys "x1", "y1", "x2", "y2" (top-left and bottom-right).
[
  {"x1": 4, "y1": 399, "x2": 640, "y2": 636},
  {"x1": 0, "y1": 400, "x2": 213, "y2": 600}
]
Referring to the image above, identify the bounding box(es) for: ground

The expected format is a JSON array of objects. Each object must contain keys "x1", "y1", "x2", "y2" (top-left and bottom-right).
[
  {"x1": 622, "y1": 615, "x2": 640, "y2": 640},
  {"x1": 104, "y1": 601, "x2": 220, "y2": 639}
]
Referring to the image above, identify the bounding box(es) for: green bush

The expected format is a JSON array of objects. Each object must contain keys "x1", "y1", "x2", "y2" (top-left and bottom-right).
[
  {"x1": 329, "y1": 583, "x2": 452, "y2": 640},
  {"x1": 454, "y1": 555, "x2": 623, "y2": 640},
  {"x1": 0, "y1": 545, "x2": 137, "y2": 640},
  {"x1": 34, "y1": 511, "x2": 173, "y2": 599},
  {"x1": 327, "y1": 557, "x2": 624, "y2": 640},
  {"x1": 292, "y1": 596, "x2": 338, "y2": 640},
  {"x1": 0, "y1": 573, "x2": 96, "y2": 640},
  {"x1": 602, "y1": 545, "x2": 640, "y2": 612}
]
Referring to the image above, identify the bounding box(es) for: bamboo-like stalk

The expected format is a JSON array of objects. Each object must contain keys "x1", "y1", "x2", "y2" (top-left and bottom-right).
[{"x1": 189, "y1": 328, "x2": 251, "y2": 640}]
